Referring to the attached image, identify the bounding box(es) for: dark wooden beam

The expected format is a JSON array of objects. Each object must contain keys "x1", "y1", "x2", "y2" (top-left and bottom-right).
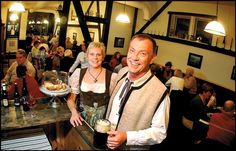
[
  {"x1": 73, "y1": 0, "x2": 91, "y2": 43},
  {"x1": 59, "y1": 0, "x2": 71, "y2": 48},
  {"x1": 102, "y1": 1, "x2": 113, "y2": 47},
  {"x1": 84, "y1": 16, "x2": 108, "y2": 24},
  {"x1": 96, "y1": 1, "x2": 101, "y2": 41},
  {"x1": 131, "y1": 8, "x2": 138, "y2": 37},
  {"x1": 85, "y1": 1, "x2": 94, "y2": 15},
  {"x1": 136, "y1": 1, "x2": 172, "y2": 34}
]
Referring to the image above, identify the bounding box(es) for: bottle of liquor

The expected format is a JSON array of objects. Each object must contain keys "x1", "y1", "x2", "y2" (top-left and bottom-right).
[
  {"x1": 2, "y1": 83, "x2": 9, "y2": 107},
  {"x1": 14, "y1": 83, "x2": 20, "y2": 107},
  {"x1": 22, "y1": 77, "x2": 30, "y2": 111}
]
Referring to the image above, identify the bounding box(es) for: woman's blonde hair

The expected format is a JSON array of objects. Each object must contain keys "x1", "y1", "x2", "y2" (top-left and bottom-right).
[{"x1": 87, "y1": 42, "x2": 106, "y2": 59}]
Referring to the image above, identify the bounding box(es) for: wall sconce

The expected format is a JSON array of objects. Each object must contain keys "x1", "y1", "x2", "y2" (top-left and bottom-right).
[
  {"x1": 9, "y1": 2, "x2": 25, "y2": 12},
  {"x1": 204, "y1": 1, "x2": 226, "y2": 36},
  {"x1": 116, "y1": 1, "x2": 130, "y2": 23}
]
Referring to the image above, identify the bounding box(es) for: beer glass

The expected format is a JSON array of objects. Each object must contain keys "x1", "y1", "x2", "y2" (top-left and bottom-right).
[{"x1": 93, "y1": 119, "x2": 111, "y2": 149}]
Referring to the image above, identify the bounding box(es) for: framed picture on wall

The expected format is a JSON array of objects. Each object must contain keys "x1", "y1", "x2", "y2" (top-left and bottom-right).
[
  {"x1": 231, "y1": 66, "x2": 236, "y2": 80},
  {"x1": 73, "y1": 33, "x2": 77, "y2": 40},
  {"x1": 187, "y1": 53, "x2": 203, "y2": 69},
  {"x1": 114, "y1": 37, "x2": 125, "y2": 48},
  {"x1": 90, "y1": 32, "x2": 95, "y2": 41},
  {"x1": 6, "y1": 38, "x2": 18, "y2": 53}
]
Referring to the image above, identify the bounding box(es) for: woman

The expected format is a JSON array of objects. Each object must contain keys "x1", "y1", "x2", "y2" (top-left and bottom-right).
[
  {"x1": 67, "y1": 42, "x2": 117, "y2": 127},
  {"x1": 69, "y1": 41, "x2": 89, "y2": 75},
  {"x1": 109, "y1": 51, "x2": 121, "y2": 71}
]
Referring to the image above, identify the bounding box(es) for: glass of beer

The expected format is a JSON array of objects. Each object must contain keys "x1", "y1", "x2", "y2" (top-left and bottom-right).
[{"x1": 93, "y1": 119, "x2": 111, "y2": 149}]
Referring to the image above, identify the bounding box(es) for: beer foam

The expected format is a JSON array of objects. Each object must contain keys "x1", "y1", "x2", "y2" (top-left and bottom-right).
[{"x1": 95, "y1": 119, "x2": 111, "y2": 133}]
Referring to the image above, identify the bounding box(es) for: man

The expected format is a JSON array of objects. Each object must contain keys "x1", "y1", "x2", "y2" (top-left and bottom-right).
[
  {"x1": 106, "y1": 34, "x2": 170, "y2": 150},
  {"x1": 3, "y1": 49, "x2": 36, "y2": 84},
  {"x1": 205, "y1": 100, "x2": 235, "y2": 147}
]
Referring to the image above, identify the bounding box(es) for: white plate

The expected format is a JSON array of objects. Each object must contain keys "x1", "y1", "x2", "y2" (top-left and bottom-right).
[{"x1": 40, "y1": 85, "x2": 70, "y2": 94}]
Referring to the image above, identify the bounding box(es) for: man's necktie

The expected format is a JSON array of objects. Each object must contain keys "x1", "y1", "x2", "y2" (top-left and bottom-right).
[{"x1": 118, "y1": 79, "x2": 133, "y2": 114}]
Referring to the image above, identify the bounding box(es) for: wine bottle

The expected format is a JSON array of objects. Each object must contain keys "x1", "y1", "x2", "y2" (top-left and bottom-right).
[
  {"x1": 2, "y1": 83, "x2": 9, "y2": 107},
  {"x1": 14, "y1": 83, "x2": 20, "y2": 107},
  {"x1": 22, "y1": 77, "x2": 30, "y2": 111}
]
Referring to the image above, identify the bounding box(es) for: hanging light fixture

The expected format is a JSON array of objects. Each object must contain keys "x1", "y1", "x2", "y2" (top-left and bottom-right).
[
  {"x1": 9, "y1": 2, "x2": 25, "y2": 12},
  {"x1": 116, "y1": 1, "x2": 130, "y2": 23},
  {"x1": 204, "y1": 1, "x2": 226, "y2": 36},
  {"x1": 10, "y1": 13, "x2": 19, "y2": 21}
]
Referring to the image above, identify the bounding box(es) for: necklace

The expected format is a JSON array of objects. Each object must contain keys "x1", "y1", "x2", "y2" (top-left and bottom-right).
[{"x1": 88, "y1": 68, "x2": 103, "y2": 83}]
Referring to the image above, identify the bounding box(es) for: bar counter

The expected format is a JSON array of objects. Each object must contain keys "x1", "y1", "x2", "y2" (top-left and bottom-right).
[{"x1": 1, "y1": 99, "x2": 96, "y2": 150}]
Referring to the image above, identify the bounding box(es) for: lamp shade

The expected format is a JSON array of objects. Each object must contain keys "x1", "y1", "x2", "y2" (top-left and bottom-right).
[
  {"x1": 204, "y1": 20, "x2": 226, "y2": 36},
  {"x1": 9, "y1": 2, "x2": 25, "y2": 12},
  {"x1": 116, "y1": 14, "x2": 130, "y2": 23}
]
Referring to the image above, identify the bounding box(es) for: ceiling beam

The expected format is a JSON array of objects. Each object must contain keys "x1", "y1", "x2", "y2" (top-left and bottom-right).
[
  {"x1": 73, "y1": 0, "x2": 92, "y2": 43},
  {"x1": 136, "y1": 1, "x2": 172, "y2": 34}
]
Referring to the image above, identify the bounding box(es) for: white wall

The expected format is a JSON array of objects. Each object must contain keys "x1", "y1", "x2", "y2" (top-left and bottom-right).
[
  {"x1": 106, "y1": 2, "x2": 135, "y2": 56},
  {"x1": 134, "y1": 1, "x2": 235, "y2": 91}
]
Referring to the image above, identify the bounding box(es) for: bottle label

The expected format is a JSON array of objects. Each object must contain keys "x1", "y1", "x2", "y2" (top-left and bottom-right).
[
  {"x1": 3, "y1": 99, "x2": 9, "y2": 107},
  {"x1": 14, "y1": 98, "x2": 20, "y2": 106}
]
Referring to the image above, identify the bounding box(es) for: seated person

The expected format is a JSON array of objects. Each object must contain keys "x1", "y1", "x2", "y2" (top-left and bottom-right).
[
  {"x1": 60, "y1": 49, "x2": 75, "y2": 72},
  {"x1": 204, "y1": 100, "x2": 235, "y2": 147},
  {"x1": 7, "y1": 65, "x2": 44, "y2": 100},
  {"x1": 2, "y1": 49, "x2": 36, "y2": 84},
  {"x1": 160, "y1": 61, "x2": 173, "y2": 83}
]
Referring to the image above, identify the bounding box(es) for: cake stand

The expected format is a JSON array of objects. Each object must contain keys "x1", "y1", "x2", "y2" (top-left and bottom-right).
[{"x1": 40, "y1": 85, "x2": 71, "y2": 108}]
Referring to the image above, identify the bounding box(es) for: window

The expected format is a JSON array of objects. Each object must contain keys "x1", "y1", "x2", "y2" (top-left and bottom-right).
[{"x1": 167, "y1": 12, "x2": 216, "y2": 45}]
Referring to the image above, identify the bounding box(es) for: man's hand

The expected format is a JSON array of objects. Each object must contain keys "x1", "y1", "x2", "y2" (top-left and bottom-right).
[{"x1": 107, "y1": 131, "x2": 127, "y2": 150}]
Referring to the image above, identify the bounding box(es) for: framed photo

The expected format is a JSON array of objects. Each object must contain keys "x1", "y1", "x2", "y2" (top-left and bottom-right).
[
  {"x1": 231, "y1": 66, "x2": 236, "y2": 80},
  {"x1": 114, "y1": 37, "x2": 125, "y2": 48},
  {"x1": 71, "y1": 10, "x2": 76, "y2": 21},
  {"x1": 187, "y1": 53, "x2": 203, "y2": 69},
  {"x1": 73, "y1": 33, "x2": 77, "y2": 40},
  {"x1": 6, "y1": 38, "x2": 18, "y2": 53},
  {"x1": 90, "y1": 32, "x2": 95, "y2": 41}
]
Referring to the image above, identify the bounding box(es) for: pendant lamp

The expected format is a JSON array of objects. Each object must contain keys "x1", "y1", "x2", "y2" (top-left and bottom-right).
[
  {"x1": 9, "y1": 2, "x2": 25, "y2": 12},
  {"x1": 10, "y1": 13, "x2": 19, "y2": 21},
  {"x1": 116, "y1": 1, "x2": 130, "y2": 23},
  {"x1": 204, "y1": 1, "x2": 225, "y2": 36}
]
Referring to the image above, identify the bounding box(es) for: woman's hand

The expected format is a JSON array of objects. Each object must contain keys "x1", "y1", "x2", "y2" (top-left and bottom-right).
[{"x1": 70, "y1": 111, "x2": 84, "y2": 127}]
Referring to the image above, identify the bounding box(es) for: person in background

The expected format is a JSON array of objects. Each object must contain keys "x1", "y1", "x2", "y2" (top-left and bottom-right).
[
  {"x1": 31, "y1": 40, "x2": 41, "y2": 58},
  {"x1": 2, "y1": 49, "x2": 36, "y2": 85},
  {"x1": 7, "y1": 65, "x2": 44, "y2": 100},
  {"x1": 60, "y1": 49, "x2": 75, "y2": 72},
  {"x1": 69, "y1": 41, "x2": 89, "y2": 75},
  {"x1": 51, "y1": 46, "x2": 64, "y2": 71},
  {"x1": 106, "y1": 34, "x2": 170, "y2": 150},
  {"x1": 184, "y1": 67, "x2": 197, "y2": 102},
  {"x1": 113, "y1": 57, "x2": 127, "y2": 73},
  {"x1": 65, "y1": 37, "x2": 73, "y2": 49},
  {"x1": 183, "y1": 83, "x2": 214, "y2": 145},
  {"x1": 206, "y1": 92, "x2": 217, "y2": 112},
  {"x1": 165, "y1": 69, "x2": 184, "y2": 94},
  {"x1": 150, "y1": 63, "x2": 162, "y2": 79},
  {"x1": 33, "y1": 46, "x2": 47, "y2": 82},
  {"x1": 109, "y1": 51, "x2": 121, "y2": 71},
  {"x1": 67, "y1": 42, "x2": 117, "y2": 127},
  {"x1": 202, "y1": 100, "x2": 235, "y2": 149},
  {"x1": 71, "y1": 40, "x2": 81, "y2": 58},
  {"x1": 25, "y1": 32, "x2": 33, "y2": 54},
  {"x1": 161, "y1": 61, "x2": 173, "y2": 83}
]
